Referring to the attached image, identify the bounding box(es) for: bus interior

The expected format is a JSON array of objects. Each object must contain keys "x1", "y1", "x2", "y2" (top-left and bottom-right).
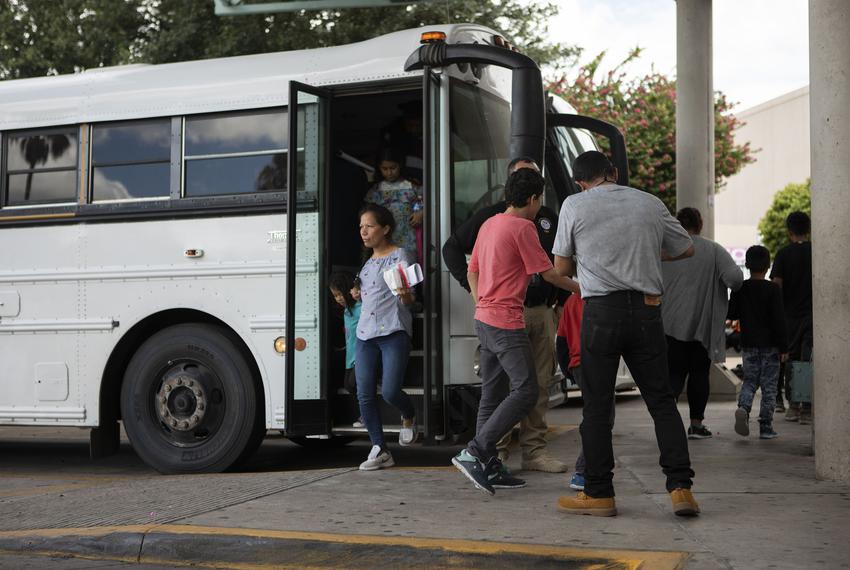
[{"x1": 325, "y1": 83, "x2": 428, "y2": 437}]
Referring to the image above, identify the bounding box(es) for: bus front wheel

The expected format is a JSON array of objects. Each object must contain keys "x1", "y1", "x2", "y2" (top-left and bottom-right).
[{"x1": 120, "y1": 323, "x2": 261, "y2": 474}]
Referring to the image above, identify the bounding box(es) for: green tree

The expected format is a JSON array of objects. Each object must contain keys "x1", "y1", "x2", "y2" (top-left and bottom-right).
[
  {"x1": 0, "y1": 0, "x2": 144, "y2": 79},
  {"x1": 549, "y1": 50, "x2": 755, "y2": 212},
  {"x1": 757, "y1": 180, "x2": 811, "y2": 259},
  {"x1": 0, "y1": 0, "x2": 577, "y2": 80}
]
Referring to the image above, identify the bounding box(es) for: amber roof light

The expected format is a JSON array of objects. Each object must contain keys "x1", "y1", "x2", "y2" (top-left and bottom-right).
[{"x1": 420, "y1": 31, "x2": 447, "y2": 44}]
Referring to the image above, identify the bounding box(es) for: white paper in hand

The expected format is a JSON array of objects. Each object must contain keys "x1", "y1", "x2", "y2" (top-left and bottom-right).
[{"x1": 383, "y1": 262, "x2": 424, "y2": 295}]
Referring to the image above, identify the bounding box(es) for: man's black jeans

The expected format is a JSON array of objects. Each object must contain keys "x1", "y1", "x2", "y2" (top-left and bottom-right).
[{"x1": 580, "y1": 291, "x2": 694, "y2": 498}]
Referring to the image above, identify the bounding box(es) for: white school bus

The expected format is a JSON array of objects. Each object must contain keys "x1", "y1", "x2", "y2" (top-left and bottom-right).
[{"x1": 0, "y1": 24, "x2": 629, "y2": 473}]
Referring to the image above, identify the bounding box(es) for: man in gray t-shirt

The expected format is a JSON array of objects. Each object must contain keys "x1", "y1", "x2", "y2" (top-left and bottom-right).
[{"x1": 553, "y1": 151, "x2": 700, "y2": 518}]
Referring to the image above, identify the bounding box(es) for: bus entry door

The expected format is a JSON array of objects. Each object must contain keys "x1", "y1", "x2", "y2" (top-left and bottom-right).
[{"x1": 284, "y1": 82, "x2": 331, "y2": 436}]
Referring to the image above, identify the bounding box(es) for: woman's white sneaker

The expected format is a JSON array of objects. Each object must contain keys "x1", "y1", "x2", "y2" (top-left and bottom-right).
[
  {"x1": 359, "y1": 445, "x2": 394, "y2": 471},
  {"x1": 399, "y1": 417, "x2": 417, "y2": 446}
]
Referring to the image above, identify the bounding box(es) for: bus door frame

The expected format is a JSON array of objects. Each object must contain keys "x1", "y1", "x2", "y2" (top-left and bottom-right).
[
  {"x1": 421, "y1": 68, "x2": 443, "y2": 443},
  {"x1": 284, "y1": 81, "x2": 333, "y2": 437},
  {"x1": 546, "y1": 113, "x2": 630, "y2": 201}
]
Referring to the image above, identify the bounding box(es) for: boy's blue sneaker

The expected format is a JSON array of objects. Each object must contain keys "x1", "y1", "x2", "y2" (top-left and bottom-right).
[
  {"x1": 452, "y1": 449, "x2": 495, "y2": 496},
  {"x1": 488, "y1": 460, "x2": 526, "y2": 489},
  {"x1": 759, "y1": 425, "x2": 779, "y2": 439},
  {"x1": 569, "y1": 472, "x2": 585, "y2": 491}
]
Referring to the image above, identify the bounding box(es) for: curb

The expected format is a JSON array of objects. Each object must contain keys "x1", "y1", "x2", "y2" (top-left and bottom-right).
[{"x1": 0, "y1": 525, "x2": 689, "y2": 569}]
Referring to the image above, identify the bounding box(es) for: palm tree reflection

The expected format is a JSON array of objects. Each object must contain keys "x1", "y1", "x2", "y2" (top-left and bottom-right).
[{"x1": 19, "y1": 134, "x2": 72, "y2": 201}]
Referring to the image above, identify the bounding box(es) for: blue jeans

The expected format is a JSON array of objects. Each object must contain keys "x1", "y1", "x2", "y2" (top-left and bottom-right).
[
  {"x1": 739, "y1": 347, "x2": 780, "y2": 426},
  {"x1": 355, "y1": 331, "x2": 415, "y2": 447}
]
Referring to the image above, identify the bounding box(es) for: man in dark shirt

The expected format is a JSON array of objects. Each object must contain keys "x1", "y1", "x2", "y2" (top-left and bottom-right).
[
  {"x1": 729, "y1": 245, "x2": 788, "y2": 439},
  {"x1": 770, "y1": 211, "x2": 813, "y2": 421},
  {"x1": 443, "y1": 157, "x2": 567, "y2": 474}
]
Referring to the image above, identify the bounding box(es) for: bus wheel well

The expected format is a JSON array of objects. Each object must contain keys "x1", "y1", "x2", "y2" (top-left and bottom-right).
[{"x1": 99, "y1": 309, "x2": 264, "y2": 424}]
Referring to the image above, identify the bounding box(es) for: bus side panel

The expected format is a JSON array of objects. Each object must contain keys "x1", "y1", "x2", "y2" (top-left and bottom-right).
[
  {"x1": 82, "y1": 213, "x2": 288, "y2": 429},
  {"x1": 0, "y1": 213, "x2": 289, "y2": 428},
  {"x1": 0, "y1": 225, "x2": 85, "y2": 423}
]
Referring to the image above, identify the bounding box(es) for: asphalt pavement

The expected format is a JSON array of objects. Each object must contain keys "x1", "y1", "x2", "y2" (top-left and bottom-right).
[{"x1": 1, "y1": 389, "x2": 848, "y2": 569}]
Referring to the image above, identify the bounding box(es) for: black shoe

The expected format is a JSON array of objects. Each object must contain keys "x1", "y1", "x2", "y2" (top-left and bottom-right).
[
  {"x1": 488, "y1": 459, "x2": 526, "y2": 489},
  {"x1": 687, "y1": 424, "x2": 713, "y2": 439},
  {"x1": 452, "y1": 449, "x2": 495, "y2": 496},
  {"x1": 759, "y1": 425, "x2": 779, "y2": 439}
]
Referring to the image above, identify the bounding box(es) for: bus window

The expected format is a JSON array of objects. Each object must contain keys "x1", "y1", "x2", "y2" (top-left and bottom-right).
[
  {"x1": 571, "y1": 127, "x2": 599, "y2": 155},
  {"x1": 449, "y1": 79, "x2": 511, "y2": 229},
  {"x1": 552, "y1": 125, "x2": 581, "y2": 178},
  {"x1": 184, "y1": 109, "x2": 288, "y2": 197},
  {"x1": 4, "y1": 128, "x2": 78, "y2": 206},
  {"x1": 91, "y1": 119, "x2": 171, "y2": 202}
]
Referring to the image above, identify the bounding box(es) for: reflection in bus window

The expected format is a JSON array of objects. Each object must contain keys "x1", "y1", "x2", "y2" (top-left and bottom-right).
[
  {"x1": 571, "y1": 128, "x2": 599, "y2": 155},
  {"x1": 552, "y1": 126, "x2": 581, "y2": 178},
  {"x1": 4, "y1": 129, "x2": 78, "y2": 206},
  {"x1": 450, "y1": 79, "x2": 511, "y2": 229},
  {"x1": 184, "y1": 109, "x2": 288, "y2": 197},
  {"x1": 91, "y1": 119, "x2": 171, "y2": 202}
]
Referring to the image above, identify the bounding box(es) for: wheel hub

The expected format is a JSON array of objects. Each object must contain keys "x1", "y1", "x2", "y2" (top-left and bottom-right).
[{"x1": 156, "y1": 374, "x2": 206, "y2": 431}]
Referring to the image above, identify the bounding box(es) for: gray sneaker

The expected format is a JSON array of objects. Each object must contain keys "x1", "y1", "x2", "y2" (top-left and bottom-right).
[
  {"x1": 359, "y1": 445, "x2": 394, "y2": 471},
  {"x1": 734, "y1": 407, "x2": 750, "y2": 436}
]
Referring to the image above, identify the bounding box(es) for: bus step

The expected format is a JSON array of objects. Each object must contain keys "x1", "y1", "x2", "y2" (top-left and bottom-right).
[
  {"x1": 333, "y1": 425, "x2": 410, "y2": 435},
  {"x1": 336, "y1": 387, "x2": 425, "y2": 396}
]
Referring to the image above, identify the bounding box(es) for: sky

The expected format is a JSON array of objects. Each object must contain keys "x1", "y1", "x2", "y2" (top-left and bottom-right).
[{"x1": 548, "y1": 0, "x2": 810, "y2": 112}]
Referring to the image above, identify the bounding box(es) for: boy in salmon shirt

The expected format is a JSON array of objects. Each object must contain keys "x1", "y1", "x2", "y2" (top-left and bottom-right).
[{"x1": 452, "y1": 168, "x2": 580, "y2": 495}]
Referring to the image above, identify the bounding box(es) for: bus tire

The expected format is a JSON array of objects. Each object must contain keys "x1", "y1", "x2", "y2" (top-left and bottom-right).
[{"x1": 120, "y1": 323, "x2": 260, "y2": 474}]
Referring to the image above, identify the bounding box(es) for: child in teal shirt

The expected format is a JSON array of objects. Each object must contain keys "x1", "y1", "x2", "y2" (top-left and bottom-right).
[{"x1": 330, "y1": 272, "x2": 362, "y2": 426}]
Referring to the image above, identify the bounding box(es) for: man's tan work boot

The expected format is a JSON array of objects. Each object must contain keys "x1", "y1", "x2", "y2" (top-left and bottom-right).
[
  {"x1": 670, "y1": 488, "x2": 700, "y2": 516},
  {"x1": 521, "y1": 454, "x2": 568, "y2": 473},
  {"x1": 557, "y1": 492, "x2": 617, "y2": 517}
]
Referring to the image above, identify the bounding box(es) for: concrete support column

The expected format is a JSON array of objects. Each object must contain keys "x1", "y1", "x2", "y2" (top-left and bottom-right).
[
  {"x1": 675, "y1": 0, "x2": 714, "y2": 238},
  {"x1": 810, "y1": 0, "x2": 850, "y2": 482}
]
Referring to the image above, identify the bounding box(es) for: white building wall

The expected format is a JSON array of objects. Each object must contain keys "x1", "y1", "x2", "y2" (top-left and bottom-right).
[{"x1": 714, "y1": 86, "x2": 810, "y2": 265}]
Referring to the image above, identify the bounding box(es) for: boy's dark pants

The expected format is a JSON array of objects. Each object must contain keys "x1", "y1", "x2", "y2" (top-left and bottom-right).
[
  {"x1": 468, "y1": 320, "x2": 538, "y2": 462},
  {"x1": 580, "y1": 291, "x2": 694, "y2": 498}
]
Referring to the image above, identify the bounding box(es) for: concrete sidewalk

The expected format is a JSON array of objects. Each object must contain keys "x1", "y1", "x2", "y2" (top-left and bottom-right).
[{"x1": 1, "y1": 391, "x2": 848, "y2": 569}]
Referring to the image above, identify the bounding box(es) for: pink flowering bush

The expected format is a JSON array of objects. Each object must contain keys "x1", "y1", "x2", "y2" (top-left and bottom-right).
[{"x1": 549, "y1": 49, "x2": 754, "y2": 212}]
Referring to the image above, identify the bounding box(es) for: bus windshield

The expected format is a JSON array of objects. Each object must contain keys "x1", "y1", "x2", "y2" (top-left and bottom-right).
[{"x1": 449, "y1": 77, "x2": 512, "y2": 229}]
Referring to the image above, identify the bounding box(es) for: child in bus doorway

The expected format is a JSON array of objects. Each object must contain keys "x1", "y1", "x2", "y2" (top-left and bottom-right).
[
  {"x1": 364, "y1": 148, "x2": 423, "y2": 261},
  {"x1": 329, "y1": 271, "x2": 363, "y2": 428},
  {"x1": 355, "y1": 203, "x2": 418, "y2": 470}
]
